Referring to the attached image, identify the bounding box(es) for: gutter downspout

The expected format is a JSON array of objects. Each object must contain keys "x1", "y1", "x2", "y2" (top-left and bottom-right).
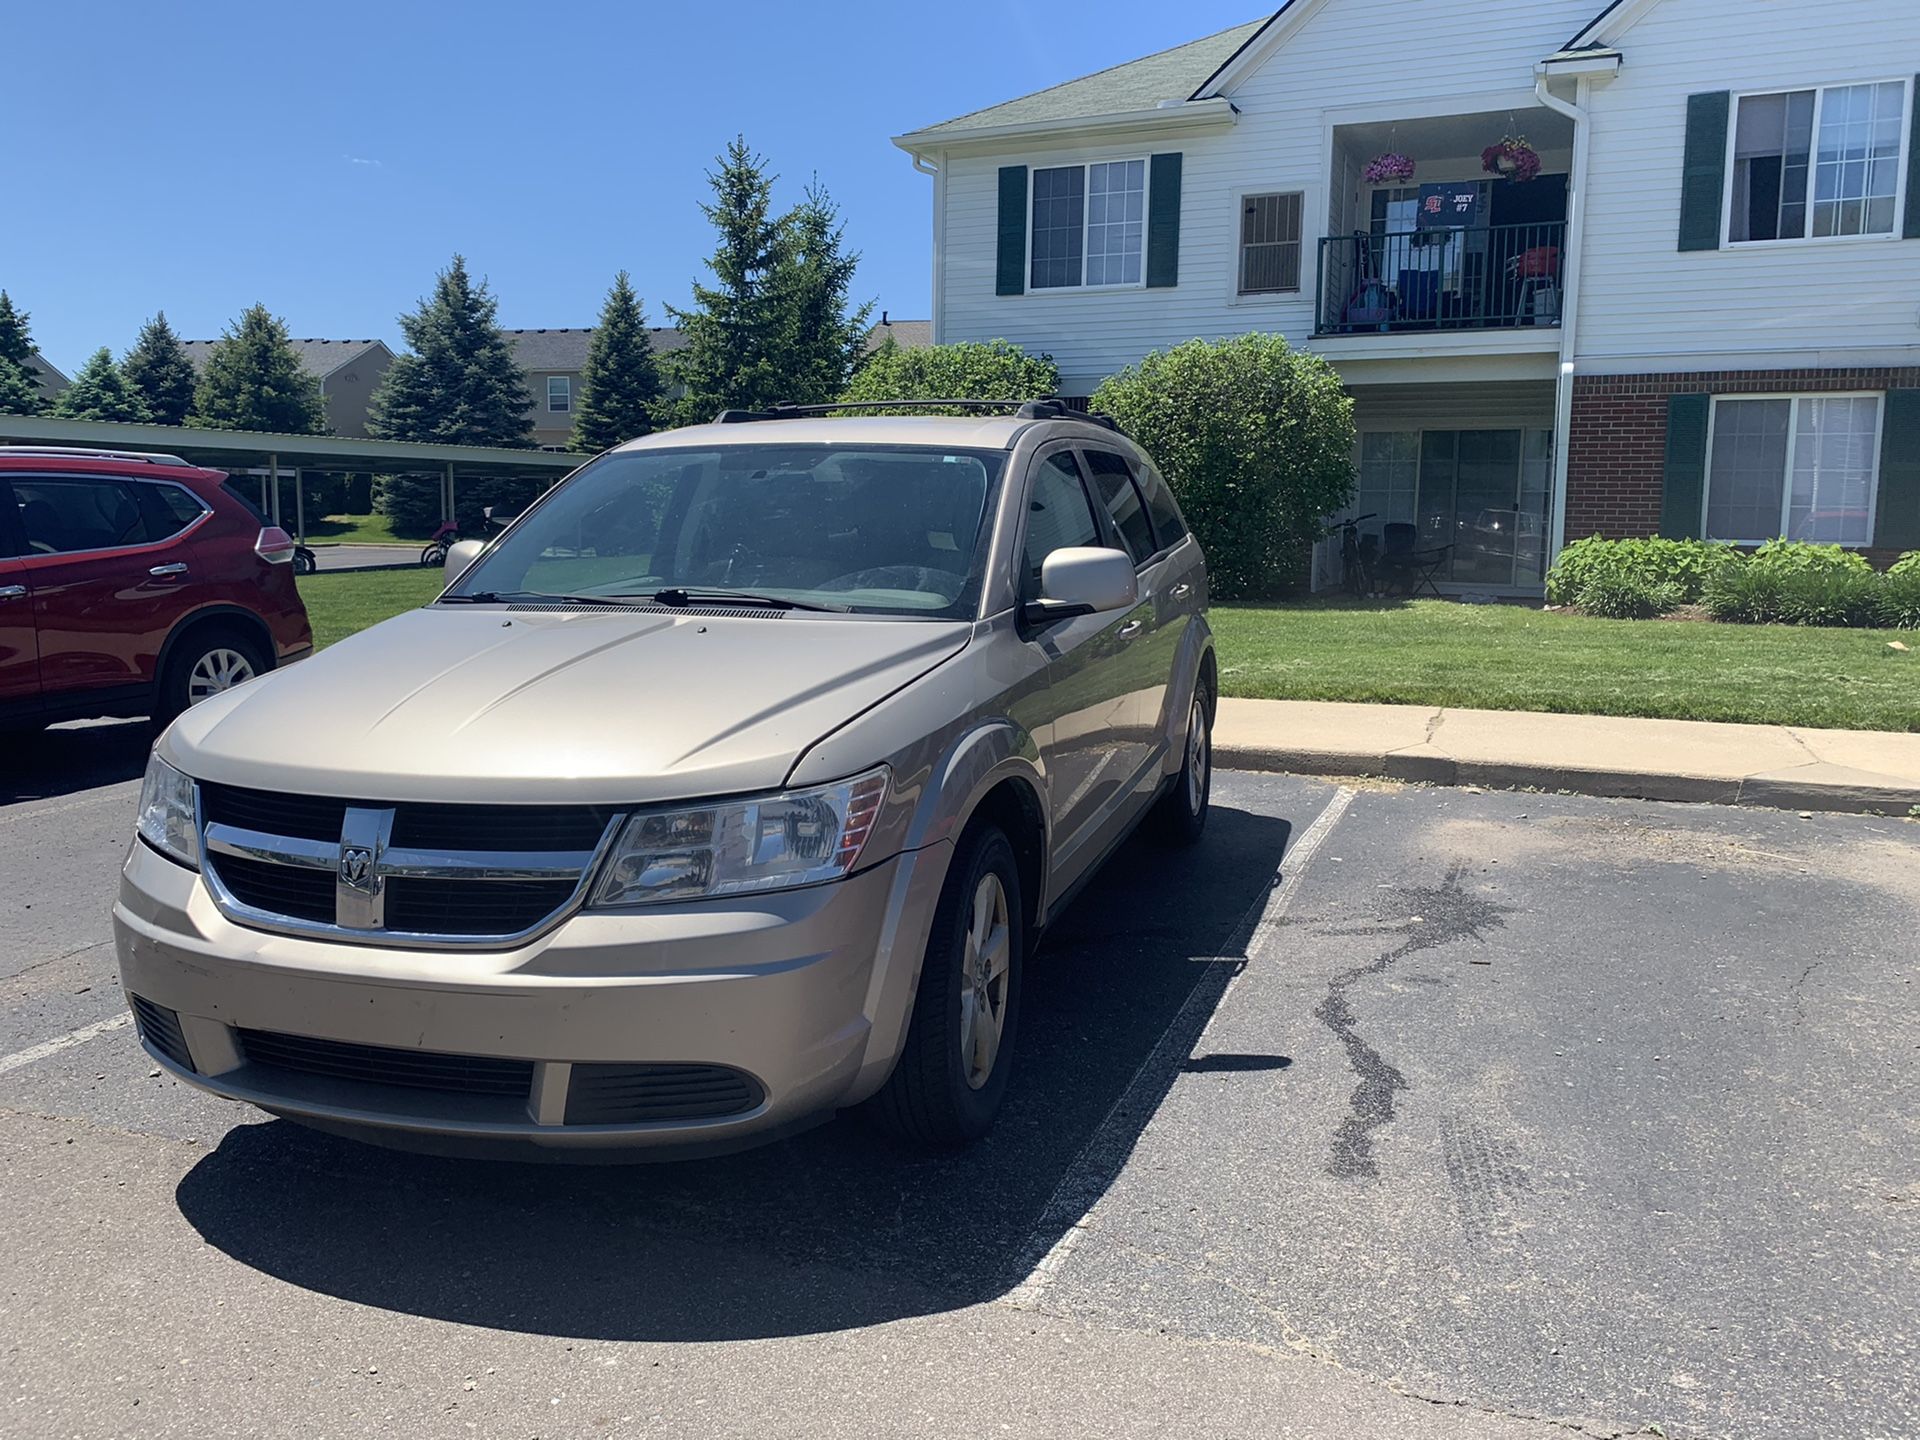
[
  {"x1": 910, "y1": 150, "x2": 943, "y2": 344},
  {"x1": 1534, "y1": 71, "x2": 1590, "y2": 568}
]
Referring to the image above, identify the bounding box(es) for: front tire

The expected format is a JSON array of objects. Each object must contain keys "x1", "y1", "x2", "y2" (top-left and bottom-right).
[
  {"x1": 1151, "y1": 685, "x2": 1213, "y2": 846},
  {"x1": 867, "y1": 824, "x2": 1024, "y2": 1149},
  {"x1": 420, "y1": 543, "x2": 447, "y2": 568}
]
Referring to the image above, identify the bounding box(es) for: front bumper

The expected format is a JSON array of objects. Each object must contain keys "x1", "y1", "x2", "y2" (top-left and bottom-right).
[{"x1": 112, "y1": 836, "x2": 951, "y2": 1152}]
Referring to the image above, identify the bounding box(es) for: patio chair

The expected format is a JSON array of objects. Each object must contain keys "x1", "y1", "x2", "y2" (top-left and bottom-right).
[{"x1": 1375, "y1": 522, "x2": 1452, "y2": 597}]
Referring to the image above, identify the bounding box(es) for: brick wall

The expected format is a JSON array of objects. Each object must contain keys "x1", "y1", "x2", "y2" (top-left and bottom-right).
[{"x1": 1565, "y1": 367, "x2": 1920, "y2": 565}]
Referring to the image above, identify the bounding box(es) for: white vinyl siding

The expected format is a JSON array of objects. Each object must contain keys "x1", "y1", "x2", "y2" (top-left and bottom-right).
[
  {"x1": 1704, "y1": 393, "x2": 1882, "y2": 545},
  {"x1": 1577, "y1": 0, "x2": 1920, "y2": 367}
]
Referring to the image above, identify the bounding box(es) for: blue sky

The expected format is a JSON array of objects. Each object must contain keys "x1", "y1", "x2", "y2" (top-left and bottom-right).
[{"x1": 7, "y1": 0, "x2": 1263, "y2": 375}]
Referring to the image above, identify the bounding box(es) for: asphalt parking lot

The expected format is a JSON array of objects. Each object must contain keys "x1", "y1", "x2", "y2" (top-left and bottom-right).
[{"x1": 2, "y1": 722, "x2": 1916, "y2": 1440}]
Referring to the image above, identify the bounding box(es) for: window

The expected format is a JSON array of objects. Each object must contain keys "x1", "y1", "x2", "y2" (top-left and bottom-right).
[
  {"x1": 1031, "y1": 160, "x2": 1145, "y2": 290},
  {"x1": 1134, "y1": 459, "x2": 1189, "y2": 550},
  {"x1": 1355, "y1": 431, "x2": 1419, "y2": 526},
  {"x1": 1082, "y1": 450, "x2": 1156, "y2": 563},
  {"x1": 221, "y1": 478, "x2": 268, "y2": 523},
  {"x1": 133, "y1": 482, "x2": 210, "y2": 541},
  {"x1": 1239, "y1": 191, "x2": 1303, "y2": 294},
  {"x1": 1730, "y1": 81, "x2": 1908, "y2": 242},
  {"x1": 1706, "y1": 395, "x2": 1881, "y2": 545},
  {"x1": 1021, "y1": 452, "x2": 1101, "y2": 592},
  {"x1": 12, "y1": 477, "x2": 153, "y2": 554},
  {"x1": 547, "y1": 376, "x2": 572, "y2": 413}
]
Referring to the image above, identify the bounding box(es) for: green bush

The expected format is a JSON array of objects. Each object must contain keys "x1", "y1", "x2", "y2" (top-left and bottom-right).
[
  {"x1": 1876, "y1": 567, "x2": 1920, "y2": 629},
  {"x1": 1576, "y1": 574, "x2": 1684, "y2": 620},
  {"x1": 1704, "y1": 563, "x2": 1788, "y2": 624},
  {"x1": 1776, "y1": 567, "x2": 1883, "y2": 627},
  {"x1": 1747, "y1": 539, "x2": 1873, "y2": 580},
  {"x1": 837, "y1": 339, "x2": 1059, "y2": 415},
  {"x1": 1092, "y1": 334, "x2": 1354, "y2": 599},
  {"x1": 1545, "y1": 536, "x2": 1739, "y2": 607}
]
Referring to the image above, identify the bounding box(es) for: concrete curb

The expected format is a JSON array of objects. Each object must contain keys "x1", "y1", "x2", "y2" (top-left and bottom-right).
[{"x1": 1214, "y1": 700, "x2": 1920, "y2": 817}]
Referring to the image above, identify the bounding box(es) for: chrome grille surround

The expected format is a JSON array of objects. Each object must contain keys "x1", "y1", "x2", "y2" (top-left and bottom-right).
[{"x1": 197, "y1": 785, "x2": 625, "y2": 950}]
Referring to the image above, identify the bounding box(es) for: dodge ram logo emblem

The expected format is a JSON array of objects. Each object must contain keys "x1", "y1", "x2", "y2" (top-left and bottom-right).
[{"x1": 339, "y1": 846, "x2": 376, "y2": 890}]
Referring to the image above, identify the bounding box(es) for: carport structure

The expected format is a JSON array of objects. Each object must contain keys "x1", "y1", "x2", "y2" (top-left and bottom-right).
[{"x1": 0, "y1": 414, "x2": 587, "y2": 542}]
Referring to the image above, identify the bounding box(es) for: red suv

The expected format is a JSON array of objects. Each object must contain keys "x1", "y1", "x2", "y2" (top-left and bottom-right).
[{"x1": 0, "y1": 447, "x2": 313, "y2": 729}]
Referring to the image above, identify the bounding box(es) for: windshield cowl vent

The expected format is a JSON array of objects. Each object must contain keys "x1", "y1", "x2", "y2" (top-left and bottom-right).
[{"x1": 504, "y1": 601, "x2": 788, "y2": 620}]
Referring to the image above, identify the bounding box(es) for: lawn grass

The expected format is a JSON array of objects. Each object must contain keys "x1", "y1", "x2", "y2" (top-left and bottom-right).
[
  {"x1": 293, "y1": 571, "x2": 1919, "y2": 733},
  {"x1": 1213, "y1": 599, "x2": 1919, "y2": 732},
  {"x1": 303, "y1": 512, "x2": 431, "y2": 546},
  {"x1": 297, "y1": 568, "x2": 444, "y2": 650}
]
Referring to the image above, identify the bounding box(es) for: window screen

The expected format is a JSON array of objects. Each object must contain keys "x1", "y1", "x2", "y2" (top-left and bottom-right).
[
  {"x1": 1021, "y1": 452, "x2": 1101, "y2": 591},
  {"x1": 1082, "y1": 450, "x2": 1156, "y2": 563}
]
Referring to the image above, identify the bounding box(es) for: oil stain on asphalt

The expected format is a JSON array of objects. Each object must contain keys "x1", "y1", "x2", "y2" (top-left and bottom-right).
[{"x1": 1314, "y1": 864, "x2": 1514, "y2": 1180}]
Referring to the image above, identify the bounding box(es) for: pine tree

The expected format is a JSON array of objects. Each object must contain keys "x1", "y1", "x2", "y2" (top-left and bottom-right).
[
  {"x1": 0, "y1": 291, "x2": 47, "y2": 416},
  {"x1": 366, "y1": 255, "x2": 534, "y2": 447},
  {"x1": 767, "y1": 179, "x2": 873, "y2": 406},
  {"x1": 572, "y1": 272, "x2": 664, "y2": 452},
  {"x1": 191, "y1": 305, "x2": 328, "y2": 433},
  {"x1": 53, "y1": 347, "x2": 154, "y2": 423},
  {"x1": 666, "y1": 137, "x2": 789, "y2": 420},
  {"x1": 121, "y1": 311, "x2": 197, "y2": 425}
]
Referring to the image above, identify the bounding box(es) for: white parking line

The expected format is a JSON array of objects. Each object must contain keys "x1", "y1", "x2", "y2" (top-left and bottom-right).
[
  {"x1": 1004, "y1": 785, "x2": 1357, "y2": 1311},
  {"x1": 0, "y1": 1014, "x2": 133, "y2": 1077}
]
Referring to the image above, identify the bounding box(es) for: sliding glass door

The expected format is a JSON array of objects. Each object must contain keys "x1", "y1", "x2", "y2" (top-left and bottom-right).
[{"x1": 1353, "y1": 427, "x2": 1553, "y2": 588}]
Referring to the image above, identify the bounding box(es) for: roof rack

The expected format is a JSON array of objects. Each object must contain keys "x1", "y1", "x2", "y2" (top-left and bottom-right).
[
  {"x1": 712, "y1": 397, "x2": 1125, "y2": 434},
  {"x1": 0, "y1": 445, "x2": 195, "y2": 467}
]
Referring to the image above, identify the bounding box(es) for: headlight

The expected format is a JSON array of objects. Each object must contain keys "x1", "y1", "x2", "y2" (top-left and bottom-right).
[
  {"x1": 591, "y1": 767, "x2": 889, "y2": 908},
  {"x1": 136, "y1": 754, "x2": 199, "y2": 869}
]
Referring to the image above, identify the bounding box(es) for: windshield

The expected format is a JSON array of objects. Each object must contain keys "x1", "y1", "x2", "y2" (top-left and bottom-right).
[{"x1": 446, "y1": 443, "x2": 1005, "y2": 619}]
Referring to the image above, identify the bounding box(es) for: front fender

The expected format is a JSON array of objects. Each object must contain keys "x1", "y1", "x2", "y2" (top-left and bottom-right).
[{"x1": 1158, "y1": 614, "x2": 1215, "y2": 776}]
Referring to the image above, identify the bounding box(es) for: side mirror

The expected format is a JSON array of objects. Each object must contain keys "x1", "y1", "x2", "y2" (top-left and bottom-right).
[
  {"x1": 444, "y1": 538, "x2": 486, "y2": 581},
  {"x1": 1025, "y1": 546, "x2": 1137, "y2": 625}
]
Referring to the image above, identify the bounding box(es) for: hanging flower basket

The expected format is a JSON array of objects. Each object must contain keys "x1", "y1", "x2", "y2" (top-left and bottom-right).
[
  {"x1": 1363, "y1": 152, "x2": 1416, "y2": 185},
  {"x1": 1482, "y1": 136, "x2": 1541, "y2": 182}
]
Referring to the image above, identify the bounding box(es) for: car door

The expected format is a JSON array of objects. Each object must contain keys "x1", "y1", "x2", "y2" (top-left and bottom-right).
[
  {"x1": 0, "y1": 485, "x2": 39, "y2": 710},
  {"x1": 1078, "y1": 447, "x2": 1176, "y2": 784},
  {"x1": 11, "y1": 472, "x2": 193, "y2": 701},
  {"x1": 1014, "y1": 446, "x2": 1152, "y2": 883}
]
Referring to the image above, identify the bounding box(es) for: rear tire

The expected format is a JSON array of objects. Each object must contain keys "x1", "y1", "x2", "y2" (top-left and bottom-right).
[
  {"x1": 866, "y1": 824, "x2": 1024, "y2": 1149},
  {"x1": 156, "y1": 627, "x2": 269, "y2": 725},
  {"x1": 1151, "y1": 684, "x2": 1213, "y2": 846},
  {"x1": 420, "y1": 543, "x2": 447, "y2": 568}
]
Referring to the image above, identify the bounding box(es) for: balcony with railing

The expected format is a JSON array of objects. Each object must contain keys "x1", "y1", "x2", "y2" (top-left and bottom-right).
[{"x1": 1316, "y1": 220, "x2": 1566, "y2": 335}]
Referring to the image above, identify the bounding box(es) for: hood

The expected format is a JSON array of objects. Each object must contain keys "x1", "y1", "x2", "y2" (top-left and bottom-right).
[{"x1": 164, "y1": 606, "x2": 970, "y2": 804}]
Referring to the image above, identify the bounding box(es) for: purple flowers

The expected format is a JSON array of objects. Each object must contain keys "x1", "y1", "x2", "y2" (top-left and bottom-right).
[{"x1": 1362, "y1": 152, "x2": 1416, "y2": 185}]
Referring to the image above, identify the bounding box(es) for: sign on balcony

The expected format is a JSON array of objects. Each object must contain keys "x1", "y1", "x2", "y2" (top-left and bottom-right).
[{"x1": 1416, "y1": 182, "x2": 1482, "y2": 228}]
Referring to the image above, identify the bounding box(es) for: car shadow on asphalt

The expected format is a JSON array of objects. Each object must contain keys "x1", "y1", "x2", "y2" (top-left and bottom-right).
[
  {"x1": 1, "y1": 721, "x2": 152, "y2": 803},
  {"x1": 173, "y1": 798, "x2": 1299, "y2": 1342}
]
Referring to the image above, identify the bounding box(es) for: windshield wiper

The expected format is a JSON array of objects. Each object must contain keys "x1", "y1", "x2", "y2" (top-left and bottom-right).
[
  {"x1": 440, "y1": 590, "x2": 639, "y2": 607},
  {"x1": 644, "y1": 587, "x2": 850, "y2": 614}
]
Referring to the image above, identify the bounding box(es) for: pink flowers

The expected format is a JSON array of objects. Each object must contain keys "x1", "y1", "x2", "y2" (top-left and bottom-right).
[
  {"x1": 1362, "y1": 152, "x2": 1416, "y2": 185},
  {"x1": 1482, "y1": 137, "x2": 1542, "y2": 182}
]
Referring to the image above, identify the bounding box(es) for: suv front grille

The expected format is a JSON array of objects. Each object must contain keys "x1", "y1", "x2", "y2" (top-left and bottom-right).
[
  {"x1": 237, "y1": 1029, "x2": 536, "y2": 1097},
  {"x1": 198, "y1": 784, "x2": 622, "y2": 947}
]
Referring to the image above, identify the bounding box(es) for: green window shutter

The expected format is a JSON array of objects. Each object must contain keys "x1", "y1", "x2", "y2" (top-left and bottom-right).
[
  {"x1": 1875, "y1": 390, "x2": 1920, "y2": 549},
  {"x1": 1678, "y1": 91, "x2": 1730, "y2": 252},
  {"x1": 1905, "y1": 76, "x2": 1920, "y2": 239},
  {"x1": 1659, "y1": 393, "x2": 1712, "y2": 538},
  {"x1": 1146, "y1": 152, "x2": 1183, "y2": 288},
  {"x1": 996, "y1": 166, "x2": 1028, "y2": 297}
]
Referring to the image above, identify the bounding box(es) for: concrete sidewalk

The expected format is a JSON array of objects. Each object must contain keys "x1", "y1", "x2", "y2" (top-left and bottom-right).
[{"x1": 1215, "y1": 697, "x2": 1920, "y2": 814}]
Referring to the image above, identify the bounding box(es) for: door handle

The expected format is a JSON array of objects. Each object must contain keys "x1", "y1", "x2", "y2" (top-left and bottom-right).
[
  {"x1": 1117, "y1": 619, "x2": 1144, "y2": 639},
  {"x1": 149, "y1": 563, "x2": 189, "y2": 577},
  {"x1": 1170, "y1": 582, "x2": 1192, "y2": 600},
  {"x1": 0, "y1": 585, "x2": 24, "y2": 600}
]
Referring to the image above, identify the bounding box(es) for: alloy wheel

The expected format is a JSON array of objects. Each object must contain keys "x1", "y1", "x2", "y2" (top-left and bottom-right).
[
  {"x1": 186, "y1": 647, "x2": 257, "y2": 705},
  {"x1": 1186, "y1": 694, "x2": 1211, "y2": 814},
  {"x1": 959, "y1": 871, "x2": 1012, "y2": 1090}
]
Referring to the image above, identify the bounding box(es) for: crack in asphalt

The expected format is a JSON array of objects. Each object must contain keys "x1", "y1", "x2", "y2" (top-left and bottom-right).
[{"x1": 1314, "y1": 864, "x2": 1514, "y2": 1180}]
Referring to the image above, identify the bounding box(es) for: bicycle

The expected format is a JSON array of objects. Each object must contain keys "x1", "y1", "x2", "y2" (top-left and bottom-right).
[{"x1": 1326, "y1": 513, "x2": 1380, "y2": 597}]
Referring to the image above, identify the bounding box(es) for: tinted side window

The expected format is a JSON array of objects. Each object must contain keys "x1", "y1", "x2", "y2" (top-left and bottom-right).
[
  {"x1": 13, "y1": 477, "x2": 152, "y2": 554},
  {"x1": 1135, "y1": 459, "x2": 1188, "y2": 549},
  {"x1": 1082, "y1": 449, "x2": 1156, "y2": 564},
  {"x1": 1021, "y1": 452, "x2": 1101, "y2": 593},
  {"x1": 222, "y1": 479, "x2": 268, "y2": 524},
  {"x1": 133, "y1": 482, "x2": 209, "y2": 541}
]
